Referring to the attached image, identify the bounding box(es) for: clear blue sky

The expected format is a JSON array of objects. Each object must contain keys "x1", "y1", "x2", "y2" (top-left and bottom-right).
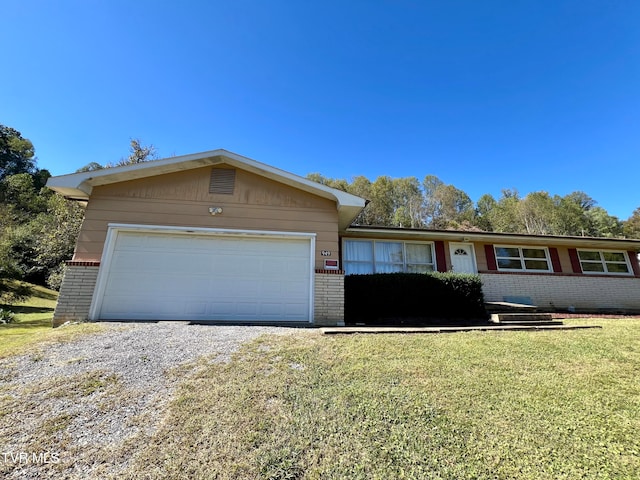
[{"x1": 2, "y1": 1, "x2": 639, "y2": 219}]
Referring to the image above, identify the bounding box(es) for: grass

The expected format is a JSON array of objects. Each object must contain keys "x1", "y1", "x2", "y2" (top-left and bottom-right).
[
  {"x1": 124, "y1": 319, "x2": 640, "y2": 480},
  {"x1": 0, "y1": 282, "x2": 103, "y2": 358}
]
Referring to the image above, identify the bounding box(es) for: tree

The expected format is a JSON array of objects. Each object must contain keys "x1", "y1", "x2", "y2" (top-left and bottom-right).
[
  {"x1": 552, "y1": 192, "x2": 592, "y2": 236},
  {"x1": 0, "y1": 125, "x2": 36, "y2": 180},
  {"x1": 475, "y1": 194, "x2": 497, "y2": 231},
  {"x1": 34, "y1": 194, "x2": 85, "y2": 289},
  {"x1": 586, "y1": 207, "x2": 623, "y2": 238},
  {"x1": 421, "y1": 175, "x2": 474, "y2": 229},
  {"x1": 486, "y1": 189, "x2": 522, "y2": 233},
  {"x1": 114, "y1": 138, "x2": 158, "y2": 166},
  {"x1": 392, "y1": 177, "x2": 424, "y2": 228},
  {"x1": 623, "y1": 208, "x2": 640, "y2": 239},
  {"x1": 76, "y1": 162, "x2": 104, "y2": 173}
]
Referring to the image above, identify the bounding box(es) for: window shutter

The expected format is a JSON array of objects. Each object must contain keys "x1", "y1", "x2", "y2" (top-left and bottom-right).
[
  {"x1": 549, "y1": 247, "x2": 562, "y2": 273},
  {"x1": 568, "y1": 248, "x2": 582, "y2": 273},
  {"x1": 434, "y1": 241, "x2": 447, "y2": 272},
  {"x1": 627, "y1": 251, "x2": 640, "y2": 276},
  {"x1": 484, "y1": 244, "x2": 497, "y2": 271},
  {"x1": 209, "y1": 168, "x2": 236, "y2": 194}
]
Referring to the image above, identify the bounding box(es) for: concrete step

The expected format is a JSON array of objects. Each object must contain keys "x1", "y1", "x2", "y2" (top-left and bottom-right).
[
  {"x1": 490, "y1": 312, "x2": 555, "y2": 324},
  {"x1": 485, "y1": 301, "x2": 538, "y2": 314},
  {"x1": 493, "y1": 320, "x2": 565, "y2": 326}
]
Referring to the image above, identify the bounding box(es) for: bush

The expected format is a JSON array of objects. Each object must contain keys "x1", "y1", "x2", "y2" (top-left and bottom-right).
[
  {"x1": 0, "y1": 308, "x2": 15, "y2": 324},
  {"x1": 345, "y1": 272, "x2": 487, "y2": 325}
]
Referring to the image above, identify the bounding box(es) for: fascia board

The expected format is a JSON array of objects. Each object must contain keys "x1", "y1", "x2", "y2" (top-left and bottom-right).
[
  {"x1": 344, "y1": 227, "x2": 640, "y2": 250},
  {"x1": 46, "y1": 149, "x2": 367, "y2": 211}
]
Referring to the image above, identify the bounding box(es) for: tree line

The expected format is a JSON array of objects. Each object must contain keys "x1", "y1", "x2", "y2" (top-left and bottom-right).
[
  {"x1": 306, "y1": 173, "x2": 640, "y2": 238},
  {"x1": 1, "y1": 122, "x2": 639, "y2": 300},
  {"x1": 0, "y1": 125, "x2": 156, "y2": 301}
]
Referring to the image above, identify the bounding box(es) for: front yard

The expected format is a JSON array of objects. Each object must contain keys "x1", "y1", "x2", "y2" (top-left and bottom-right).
[
  {"x1": 1, "y1": 311, "x2": 639, "y2": 479},
  {"x1": 0, "y1": 283, "x2": 102, "y2": 358},
  {"x1": 130, "y1": 319, "x2": 640, "y2": 479}
]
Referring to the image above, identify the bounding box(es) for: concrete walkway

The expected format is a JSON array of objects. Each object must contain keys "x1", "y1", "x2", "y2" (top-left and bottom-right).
[{"x1": 321, "y1": 324, "x2": 602, "y2": 335}]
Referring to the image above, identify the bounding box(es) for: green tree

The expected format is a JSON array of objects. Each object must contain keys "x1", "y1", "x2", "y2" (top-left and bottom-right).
[
  {"x1": 517, "y1": 191, "x2": 556, "y2": 235},
  {"x1": 76, "y1": 162, "x2": 104, "y2": 173},
  {"x1": 34, "y1": 194, "x2": 85, "y2": 289},
  {"x1": 475, "y1": 193, "x2": 497, "y2": 231},
  {"x1": 487, "y1": 189, "x2": 522, "y2": 233},
  {"x1": 422, "y1": 175, "x2": 474, "y2": 229},
  {"x1": 0, "y1": 125, "x2": 36, "y2": 180},
  {"x1": 586, "y1": 207, "x2": 623, "y2": 238},
  {"x1": 392, "y1": 177, "x2": 424, "y2": 228},
  {"x1": 623, "y1": 208, "x2": 640, "y2": 239}
]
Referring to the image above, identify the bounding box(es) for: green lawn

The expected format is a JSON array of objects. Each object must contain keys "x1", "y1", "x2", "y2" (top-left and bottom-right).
[
  {"x1": 0, "y1": 282, "x2": 102, "y2": 358},
  {"x1": 126, "y1": 319, "x2": 640, "y2": 480}
]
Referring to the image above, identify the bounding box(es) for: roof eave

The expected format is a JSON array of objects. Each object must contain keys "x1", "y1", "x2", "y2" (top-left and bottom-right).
[
  {"x1": 344, "y1": 226, "x2": 640, "y2": 250},
  {"x1": 46, "y1": 149, "x2": 367, "y2": 212}
]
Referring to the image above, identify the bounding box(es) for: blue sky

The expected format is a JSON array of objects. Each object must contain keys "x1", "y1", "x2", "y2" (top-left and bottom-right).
[{"x1": 2, "y1": 1, "x2": 639, "y2": 219}]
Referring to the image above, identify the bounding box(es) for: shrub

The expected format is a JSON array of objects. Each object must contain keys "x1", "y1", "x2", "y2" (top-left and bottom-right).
[
  {"x1": 345, "y1": 272, "x2": 487, "y2": 325},
  {"x1": 0, "y1": 308, "x2": 15, "y2": 324}
]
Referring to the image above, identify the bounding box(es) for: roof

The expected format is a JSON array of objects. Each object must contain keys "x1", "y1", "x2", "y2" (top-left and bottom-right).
[
  {"x1": 346, "y1": 225, "x2": 640, "y2": 250},
  {"x1": 46, "y1": 149, "x2": 367, "y2": 230}
]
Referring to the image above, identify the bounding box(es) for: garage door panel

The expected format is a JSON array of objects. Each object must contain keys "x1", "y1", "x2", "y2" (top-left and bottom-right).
[{"x1": 98, "y1": 230, "x2": 312, "y2": 322}]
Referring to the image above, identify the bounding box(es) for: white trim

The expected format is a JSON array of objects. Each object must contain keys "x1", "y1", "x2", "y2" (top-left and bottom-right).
[
  {"x1": 89, "y1": 223, "x2": 316, "y2": 322},
  {"x1": 494, "y1": 245, "x2": 552, "y2": 273},
  {"x1": 576, "y1": 248, "x2": 633, "y2": 276},
  {"x1": 448, "y1": 242, "x2": 478, "y2": 274}
]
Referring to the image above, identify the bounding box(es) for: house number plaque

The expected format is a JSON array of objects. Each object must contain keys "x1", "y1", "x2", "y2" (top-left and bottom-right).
[{"x1": 321, "y1": 250, "x2": 331, "y2": 256}]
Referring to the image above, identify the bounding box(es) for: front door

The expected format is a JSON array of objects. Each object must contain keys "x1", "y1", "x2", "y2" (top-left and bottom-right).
[{"x1": 449, "y1": 243, "x2": 477, "y2": 274}]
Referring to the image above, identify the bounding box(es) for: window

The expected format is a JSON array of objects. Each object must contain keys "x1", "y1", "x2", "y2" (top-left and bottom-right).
[
  {"x1": 494, "y1": 246, "x2": 551, "y2": 272},
  {"x1": 343, "y1": 240, "x2": 435, "y2": 275},
  {"x1": 578, "y1": 250, "x2": 630, "y2": 274}
]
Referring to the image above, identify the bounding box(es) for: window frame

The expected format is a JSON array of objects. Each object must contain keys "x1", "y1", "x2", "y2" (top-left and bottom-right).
[
  {"x1": 342, "y1": 239, "x2": 436, "y2": 275},
  {"x1": 576, "y1": 249, "x2": 632, "y2": 276},
  {"x1": 494, "y1": 245, "x2": 552, "y2": 273}
]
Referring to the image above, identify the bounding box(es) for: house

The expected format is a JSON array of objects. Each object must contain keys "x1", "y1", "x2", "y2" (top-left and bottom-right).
[{"x1": 47, "y1": 150, "x2": 640, "y2": 327}]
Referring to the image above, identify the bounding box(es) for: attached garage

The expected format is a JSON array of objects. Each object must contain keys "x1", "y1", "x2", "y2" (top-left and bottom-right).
[{"x1": 89, "y1": 225, "x2": 315, "y2": 323}]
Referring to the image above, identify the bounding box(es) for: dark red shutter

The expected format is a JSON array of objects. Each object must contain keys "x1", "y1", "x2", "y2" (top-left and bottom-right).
[
  {"x1": 549, "y1": 248, "x2": 562, "y2": 273},
  {"x1": 435, "y1": 241, "x2": 447, "y2": 272},
  {"x1": 568, "y1": 248, "x2": 582, "y2": 273},
  {"x1": 484, "y1": 244, "x2": 497, "y2": 271},
  {"x1": 627, "y1": 251, "x2": 640, "y2": 276}
]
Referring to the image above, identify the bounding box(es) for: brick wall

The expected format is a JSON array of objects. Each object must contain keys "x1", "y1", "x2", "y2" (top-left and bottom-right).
[
  {"x1": 52, "y1": 264, "x2": 100, "y2": 327},
  {"x1": 481, "y1": 272, "x2": 640, "y2": 313},
  {"x1": 314, "y1": 271, "x2": 345, "y2": 326}
]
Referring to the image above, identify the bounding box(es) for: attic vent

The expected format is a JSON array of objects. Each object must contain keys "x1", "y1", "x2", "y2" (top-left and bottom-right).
[{"x1": 209, "y1": 168, "x2": 236, "y2": 194}]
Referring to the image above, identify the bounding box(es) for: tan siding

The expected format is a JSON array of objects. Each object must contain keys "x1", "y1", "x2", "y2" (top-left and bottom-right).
[
  {"x1": 555, "y1": 247, "x2": 573, "y2": 273},
  {"x1": 474, "y1": 244, "x2": 489, "y2": 271},
  {"x1": 74, "y1": 166, "x2": 339, "y2": 269}
]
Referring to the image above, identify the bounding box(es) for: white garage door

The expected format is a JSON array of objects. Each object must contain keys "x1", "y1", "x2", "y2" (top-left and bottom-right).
[{"x1": 96, "y1": 230, "x2": 313, "y2": 322}]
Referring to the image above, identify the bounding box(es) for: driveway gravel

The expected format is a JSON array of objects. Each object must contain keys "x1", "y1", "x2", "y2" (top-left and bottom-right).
[{"x1": 0, "y1": 322, "x2": 302, "y2": 479}]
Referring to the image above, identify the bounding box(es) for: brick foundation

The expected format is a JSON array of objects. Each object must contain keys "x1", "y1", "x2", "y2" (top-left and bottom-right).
[
  {"x1": 314, "y1": 271, "x2": 345, "y2": 326},
  {"x1": 481, "y1": 272, "x2": 640, "y2": 313},
  {"x1": 52, "y1": 264, "x2": 100, "y2": 327}
]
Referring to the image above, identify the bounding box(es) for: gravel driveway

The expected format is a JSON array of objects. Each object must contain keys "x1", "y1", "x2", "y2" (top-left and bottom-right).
[{"x1": 0, "y1": 322, "x2": 302, "y2": 479}]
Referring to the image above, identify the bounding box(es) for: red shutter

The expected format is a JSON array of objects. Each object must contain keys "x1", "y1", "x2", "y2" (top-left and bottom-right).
[
  {"x1": 484, "y1": 244, "x2": 497, "y2": 271},
  {"x1": 435, "y1": 241, "x2": 447, "y2": 272},
  {"x1": 568, "y1": 248, "x2": 582, "y2": 273},
  {"x1": 627, "y1": 251, "x2": 640, "y2": 276},
  {"x1": 549, "y1": 247, "x2": 562, "y2": 273}
]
